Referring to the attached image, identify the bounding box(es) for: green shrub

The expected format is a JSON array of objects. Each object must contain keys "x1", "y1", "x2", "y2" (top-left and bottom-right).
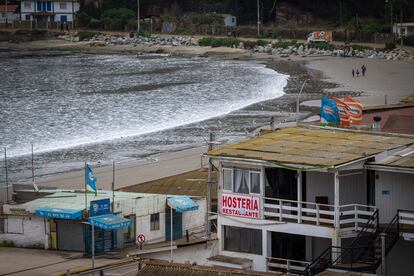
[
  {"x1": 384, "y1": 42, "x2": 396, "y2": 51},
  {"x1": 186, "y1": 13, "x2": 224, "y2": 26},
  {"x1": 400, "y1": 35, "x2": 414, "y2": 46},
  {"x1": 0, "y1": 240, "x2": 15, "y2": 247},
  {"x1": 242, "y1": 40, "x2": 258, "y2": 49},
  {"x1": 89, "y1": 18, "x2": 101, "y2": 29},
  {"x1": 76, "y1": 11, "x2": 92, "y2": 27},
  {"x1": 272, "y1": 40, "x2": 302, "y2": 49},
  {"x1": 256, "y1": 39, "x2": 269, "y2": 47},
  {"x1": 198, "y1": 37, "x2": 240, "y2": 48},
  {"x1": 77, "y1": 31, "x2": 101, "y2": 41},
  {"x1": 308, "y1": 41, "x2": 336, "y2": 51},
  {"x1": 101, "y1": 8, "x2": 135, "y2": 30}
]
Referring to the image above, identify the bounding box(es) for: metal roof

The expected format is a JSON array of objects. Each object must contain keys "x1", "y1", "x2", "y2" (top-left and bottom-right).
[
  {"x1": 122, "y1": 169, "x2": 217, "y2": 199},
  {"x1": 18, "y1": 189, "x2": 153, "y2": 212},
  {"x1": 208, "y1": 127, "x2": 414, "y2": 169},
  {"x1": 369, "y1": 146, "x2": 414, "y2": 169}
]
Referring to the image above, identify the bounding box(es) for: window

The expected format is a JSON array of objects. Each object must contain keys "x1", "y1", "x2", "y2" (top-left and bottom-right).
[
  {"x1": 150, "y1": 213, "x2": 160, "y2": 231},
  {"x1": 37, "y1": 2, "x2": 42, "y2": 11},
  {"x1": 24, "y1": 2, "x2": 31, "y2": 9},
  {"x1": 46, "y1": 1, "x2": 52, "y2": 11},
  {"x1": 223, "y1": 226, "x2": 262, "y2": 255},
  {"x1": 250, "y1": 171, "x2": 260, "y2": 194},
  {"x1": 60, "y1": 2, "x2": 67, "y2": 9},
  {"x1": 222, "y1": 168, "x2": 261, "y2": 194},
  {"x1": 234, "y1": 168, "x2": 249, "y2": 194},
  {"x1": 25, "y1": 15, "x2": 31, "y2": 20},
  {"x1": 7, "y1": 217, "x2": 24, "y2": 234},
  {"x1": 223, "y1": 168, "x2": 232, "y2": 191},
  {"x1": 232, "y1": 18, "x2": 235, "y2": 23}
]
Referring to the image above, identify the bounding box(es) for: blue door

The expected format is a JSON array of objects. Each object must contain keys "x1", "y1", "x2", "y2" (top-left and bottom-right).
[
  {"x1": 60, "y1": 15, "x2": 67, "y2": 23},
  {"x1": 165, "y1": 208, "x2": 183, "y2": 241},
  {"x1": 84, "y1": 226, "x2": 116, "y2": 255}
]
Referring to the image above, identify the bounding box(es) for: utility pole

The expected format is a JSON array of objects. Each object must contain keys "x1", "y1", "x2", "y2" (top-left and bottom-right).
[
  {"x1": 137, "y1": 0, "x2": 140, "y2": 34},
  {"x1": 5, "y1": 0, "x2": 8, "y2": 27},
  {"x1": 111, "y1": 160, "x2": 115, "y2": 212},
  {"x1": 339, "y1": 0, "x2": 343, "y2": 29},
  {"x1": 31, "y1": 144, "x2": 35, "y2": 183},
  {"x1": 400, "y1": 9, "x2": 403, "y2": 45},
  {"x1": 257, "y1": 0, "x2": 260, "y2": 37},
  {"x1": 4, "y1": 148, "x2": 8, "y2": 203},
  {"x1": 206, "y1": 132, "x2": 214, "y2": 239}
]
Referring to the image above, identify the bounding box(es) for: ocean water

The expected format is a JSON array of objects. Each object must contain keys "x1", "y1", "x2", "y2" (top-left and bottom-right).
[{"x1": 0, "y1": 52, "x2": 288, "y2": 181}]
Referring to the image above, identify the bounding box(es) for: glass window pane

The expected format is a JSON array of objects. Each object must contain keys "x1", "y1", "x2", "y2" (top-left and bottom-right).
[
  {"x1": 234, "y1": 169, "x2": 249, "y2": 194},
  {"x1": 251, "y1": 229, "x2": 263, "y2": 254},
  {"x1": 223, "y1": 169, "x2": 232, "y2": 191},
  {"x1": 224, "y1": 226, "x2": 240, "y2": 252},
  {"x1": 250, "y1": 172, "x2": 261, "y2": 194},
  {"x1": 240, "y1": 228, "x2": 251, "y2": 253}
]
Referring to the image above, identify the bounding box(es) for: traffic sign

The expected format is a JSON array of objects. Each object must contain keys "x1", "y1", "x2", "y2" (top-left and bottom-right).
[{"x1": 136, "y1": 233, "x2": 146, "y2": 244}]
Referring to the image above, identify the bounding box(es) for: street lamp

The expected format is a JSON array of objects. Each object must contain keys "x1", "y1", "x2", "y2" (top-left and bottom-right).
[{"x1": 296, "y1": 79, "x2": 310, "y2": 123}]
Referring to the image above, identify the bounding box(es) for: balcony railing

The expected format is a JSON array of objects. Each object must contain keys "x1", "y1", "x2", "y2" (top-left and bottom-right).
[
  {"x1": 266, "y1": 257, "x2": 310, "y2": 274},
  {"x1": 263, "y1": 197, "x2": 376, "y2": 231}
]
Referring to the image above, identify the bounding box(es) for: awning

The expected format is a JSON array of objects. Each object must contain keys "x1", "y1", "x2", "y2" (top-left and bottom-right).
[
  {"x1": 88, "y1": 214, "x2": 131, "y2": 230},
  {"x1": 167, "y1": 195, "x2": 199, "y2": 213},
  {"x1": 35, "y1": 207, "x2": 83, "y2": 220}
]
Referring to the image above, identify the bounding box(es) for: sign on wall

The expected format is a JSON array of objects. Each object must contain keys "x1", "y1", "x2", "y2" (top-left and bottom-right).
[
  {"x1": 221, "y1": 193, "x2": 260, "y2": 219},
  {"x1": 90, "y1": 198, "x2": 110, "y2": 217}
]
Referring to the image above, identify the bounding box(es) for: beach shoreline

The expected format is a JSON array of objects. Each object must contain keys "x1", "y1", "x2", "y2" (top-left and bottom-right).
[{"x1": 2, "y1": 38, "x2": 413, "y2": 189}]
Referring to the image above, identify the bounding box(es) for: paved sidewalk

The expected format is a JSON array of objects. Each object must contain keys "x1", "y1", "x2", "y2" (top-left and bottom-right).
[
  {"x1": 0, "y1": 247, "x2": 119, "y2": 276},
  {"x1": 32, "y1": 147, "x2": 207, "y2": 191}
]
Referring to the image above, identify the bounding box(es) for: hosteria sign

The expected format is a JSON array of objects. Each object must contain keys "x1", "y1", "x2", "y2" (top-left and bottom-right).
[{"x1": 221, "y1": 193, "x2": 260, "y2": 219}]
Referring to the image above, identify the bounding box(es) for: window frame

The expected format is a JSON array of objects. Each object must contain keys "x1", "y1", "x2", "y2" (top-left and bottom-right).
[
  {"x1": 222, "y1": 168, "x2": 233, "y2": 192},
  {"x1": 150, "y1": 213, "x2": 160, "y2": 231},
  {"x1": 249, "y1": 170, "x2": 261, "y2": 195},
  {"x1": 59, "y1": 2, "x2": 67, "y2": 9},
  {"x1": 222, "y1": 167, "x2": 261, "y2": 195},
  {"x1": 223, "y1": 225, "x2": 262, "y2": 255}
]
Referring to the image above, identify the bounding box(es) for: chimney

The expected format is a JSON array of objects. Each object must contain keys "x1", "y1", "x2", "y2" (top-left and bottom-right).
[{"x1": 373, "y1": 115, "x2": 381, "y2": 131}]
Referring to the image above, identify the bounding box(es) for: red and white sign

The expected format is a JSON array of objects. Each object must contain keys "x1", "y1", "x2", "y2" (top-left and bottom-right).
[
  {"x1": 221, "y1": 193, "x2": 260, "y2": 219},
  {"x1": 136, "y1": 233, "x2": 146, "y2": 244}
]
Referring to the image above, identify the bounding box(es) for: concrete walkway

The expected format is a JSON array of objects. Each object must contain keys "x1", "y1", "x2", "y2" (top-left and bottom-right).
[
  {"x1": 33, "y1": 147, "x2": 207, "y2": 191},
  {"x1": 0, "y1": 247, "x2": 119, "y2": 276}
]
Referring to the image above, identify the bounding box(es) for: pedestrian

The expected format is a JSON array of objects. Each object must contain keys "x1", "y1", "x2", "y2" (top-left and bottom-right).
[
  {"x1": 352, "y1": 69, "x2": 355, "y2": 77},
  {"x1": 356, "y1": 69, "x2": 360, "y2": 77},
  {"x1": 361, "y1": 65, "x2": 366, "y2": 76}
]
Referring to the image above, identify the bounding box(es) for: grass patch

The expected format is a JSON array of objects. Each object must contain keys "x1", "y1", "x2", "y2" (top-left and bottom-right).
[
  {"x1": 198, "y1": 37, "x2": 240, "y2": 48},
  {"x1": 307, "y1": 41, "x2": 336, "y2": 51}
]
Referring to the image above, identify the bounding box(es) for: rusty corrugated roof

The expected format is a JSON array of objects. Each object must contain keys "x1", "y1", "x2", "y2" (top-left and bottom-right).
[
  {"x1": 121, "y1": 169, "x2": 217, "y2": 198},
  {"x1": 137, "y1": 260, "x2": 281, "y2": 276},
  {"x1": 208, "y1": 127, "x2": 414, "y2": 169}
]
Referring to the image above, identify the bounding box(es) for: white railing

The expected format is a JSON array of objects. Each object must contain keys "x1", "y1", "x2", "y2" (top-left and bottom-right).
[
  {"x1": 266, "y1": 257, "x2": 310, "y2": 273},
  {"x1": 263, "y1": 197, "x2": 376, "y2": 231},
  {"x1": 399, "y1": 210, "x2": 414, "y2": 228}
]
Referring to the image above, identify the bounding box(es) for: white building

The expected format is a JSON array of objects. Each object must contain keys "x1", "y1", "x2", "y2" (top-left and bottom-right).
[
  {"x1": 19, "y1": 0, "x2": 80, "y2": 24},
  {"x1": 0, "y1": 189, "x2": 206, "y2": 253},
  {"x1": 393, "y1": 22, "x2": 414, "y2": 37},
  {"x1": 0, "y1": 4, "x2": 19, "y2": 24},
  {"x1": 221, "y1": 14, "x2": 237, "y2": 27},
  {"x1": 207, "y1": 126, "x2": 414, "y2": 275}
]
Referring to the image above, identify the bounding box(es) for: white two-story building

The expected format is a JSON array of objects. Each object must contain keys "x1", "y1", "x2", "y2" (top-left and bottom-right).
[
  {"x1": 207, "y1": 126, "x2": 414, "y2": 275},
  {"x1": 19, "y1": 0, "x2": 79, "y2": 24}
]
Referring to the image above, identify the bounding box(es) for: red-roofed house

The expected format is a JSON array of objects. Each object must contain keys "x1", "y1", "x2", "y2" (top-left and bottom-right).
[{"x1": 0, "y1": 4, "x2": 19, "y2": 24}]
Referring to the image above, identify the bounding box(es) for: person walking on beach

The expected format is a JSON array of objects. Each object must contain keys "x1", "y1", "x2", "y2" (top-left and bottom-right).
[
  {"x1": 352, "y1": 69, "x2": 355, "y2": 77},
  {"x1": 356, "y1": 69, "x2": 360, "y2": 77},
  {"x1": 361, "y1": 65, "x2": 367, "y2": 76}
]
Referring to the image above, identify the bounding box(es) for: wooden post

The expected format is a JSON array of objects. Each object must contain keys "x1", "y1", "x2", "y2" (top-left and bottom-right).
[
  {"x1": 4, "y1": 148, "x2": 8, "y2": 203},
  {"x1": 112, "y1": 161, "x2": 115, "y2": 212}
]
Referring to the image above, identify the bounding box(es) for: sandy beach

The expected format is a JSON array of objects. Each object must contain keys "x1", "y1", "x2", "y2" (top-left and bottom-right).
[{"x1": 2, "y1": 37, "x2": 413, "y2": 190}]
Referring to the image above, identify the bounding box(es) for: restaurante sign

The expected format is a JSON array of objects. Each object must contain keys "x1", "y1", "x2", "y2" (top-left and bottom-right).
[{"x1": 221, "y1": 193, "x2": 260, "y2": 219}]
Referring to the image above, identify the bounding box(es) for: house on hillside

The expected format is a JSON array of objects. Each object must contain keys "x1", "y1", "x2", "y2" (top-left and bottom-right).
[
  {"x1": 207, "y1": 126, "x2": 414, "y2": 275},
  {"x1": 0, "y1": 4, "x2": 19, "y2": 24},
  {"x1": 220, "y1": 14, "x2": 237, "y2": 27},
  {"x1": 393, "y1": 22, "x2": 414, "y2": 37},
  {"x1": 19, "y1": 0, "x2": 80, "y2": 25}
]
